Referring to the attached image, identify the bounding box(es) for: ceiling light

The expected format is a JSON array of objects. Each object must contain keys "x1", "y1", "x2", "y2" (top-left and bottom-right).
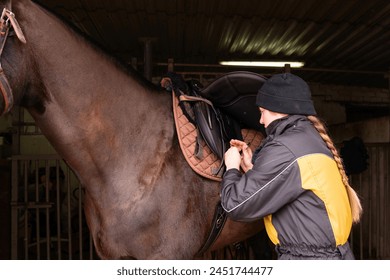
[{"x1": 219, "y1": 61, "x2": 305, "y2": 68}]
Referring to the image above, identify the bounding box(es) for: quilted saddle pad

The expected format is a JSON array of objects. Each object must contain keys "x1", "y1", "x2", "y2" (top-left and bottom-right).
[{"x1": 172, "y1": 92, "x2": 264, "y2": 181}]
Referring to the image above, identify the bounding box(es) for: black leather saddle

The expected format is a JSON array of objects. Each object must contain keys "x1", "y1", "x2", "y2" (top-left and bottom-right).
[
  {"x1": 200, "y1": 71, "x2": 266, "y2": 133},
  {"x1": 163, "y1": 71, "x2": 266, "y2": 167}
]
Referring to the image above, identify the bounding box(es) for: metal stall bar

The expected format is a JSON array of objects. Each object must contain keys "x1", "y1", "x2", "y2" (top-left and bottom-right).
[
  {"x1": 54, "y1": 161, "x2": 62, "y2": 260},
  {"x1": 10, "y1": 158, "x2": 18, "y2": 259},
  {"x1": 65, "y1": 166, "x2": 72, "y2": 259},
  {"x1": 10, "y1": 154, "x2": 95, "y2": 259}
]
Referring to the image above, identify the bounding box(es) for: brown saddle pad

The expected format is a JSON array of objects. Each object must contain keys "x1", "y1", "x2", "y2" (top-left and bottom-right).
[{"x1": 172, "y1": 92, "x2": 264, "y2": 181}]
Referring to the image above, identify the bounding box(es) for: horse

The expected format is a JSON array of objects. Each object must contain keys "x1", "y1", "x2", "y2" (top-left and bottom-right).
[{"x1": 0, "y1": 0, "x2": 264, "y2": 259}]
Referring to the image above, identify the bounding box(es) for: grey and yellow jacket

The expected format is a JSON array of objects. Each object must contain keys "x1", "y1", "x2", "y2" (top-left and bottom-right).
[{"x1": 221, "y1": 115, "x2": 353, "y2": 259}]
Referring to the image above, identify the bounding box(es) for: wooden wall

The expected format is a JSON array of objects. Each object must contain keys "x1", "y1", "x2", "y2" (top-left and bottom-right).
[{"x1": 350, "y1": 144, "x2": 390, "y2": 259}]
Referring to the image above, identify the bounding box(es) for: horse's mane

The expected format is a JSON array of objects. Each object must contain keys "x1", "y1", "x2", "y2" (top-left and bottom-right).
[{"x1": 32, "y1": 0, "x2": 161, "y2": 92}]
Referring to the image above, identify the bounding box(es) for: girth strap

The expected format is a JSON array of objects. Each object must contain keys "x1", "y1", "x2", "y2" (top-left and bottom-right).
[{"x1": 196, "y1": 202, "x2": 227, "y2": 256}]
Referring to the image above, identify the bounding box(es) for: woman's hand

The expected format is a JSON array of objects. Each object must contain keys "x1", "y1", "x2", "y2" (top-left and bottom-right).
[
  {"x1": 225, "y1": 139, "x2": 254, "y2": 172},
  {"x1": 224, "y1": 146, "x2": 241, "y2": 170}
]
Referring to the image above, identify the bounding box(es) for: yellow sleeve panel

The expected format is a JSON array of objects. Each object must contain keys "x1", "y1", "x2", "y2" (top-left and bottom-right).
[
  {"x1": 264, "y1": 215, "x2": 279, "y2": 245},
  {"x1": 297, "y1": 154, "x2": 352, "y2": 245}
]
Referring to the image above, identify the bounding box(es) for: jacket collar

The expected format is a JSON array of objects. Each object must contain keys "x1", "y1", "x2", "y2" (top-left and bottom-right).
[
  {"x1": 265, "y1": 115, "x2": 307, "y2": 136},
  {"x1": 252, "y1": 115, "x2": 309, "y2": 163}
]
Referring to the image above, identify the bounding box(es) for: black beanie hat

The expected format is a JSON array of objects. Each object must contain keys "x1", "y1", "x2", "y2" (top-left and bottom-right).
[{"x1": 256, "y1": 73, "x2": 316, "y2": 115}]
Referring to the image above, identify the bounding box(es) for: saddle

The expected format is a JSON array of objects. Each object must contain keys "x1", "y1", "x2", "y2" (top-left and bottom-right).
[
  {"x1": 162, "y1": 71, "x2": 266, "y2": 181},
  {"x1": 162, "y1": 71, "x2": 267, "y2": 255}
]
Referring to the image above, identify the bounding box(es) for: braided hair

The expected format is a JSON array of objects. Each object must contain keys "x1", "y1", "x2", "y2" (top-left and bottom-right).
[{"x1": 307, "y1": 115, "x2": 362, "y2": 223}]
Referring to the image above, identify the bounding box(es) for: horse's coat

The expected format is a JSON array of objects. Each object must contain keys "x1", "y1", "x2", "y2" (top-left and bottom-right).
[{"x1": 0, "y1": 0, "x2": 263, "y2": 259}]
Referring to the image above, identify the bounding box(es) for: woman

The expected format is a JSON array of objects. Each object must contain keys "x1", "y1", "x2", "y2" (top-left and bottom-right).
[{"x1": 221, "y1": 73, "x2": 362, "y2": 259}]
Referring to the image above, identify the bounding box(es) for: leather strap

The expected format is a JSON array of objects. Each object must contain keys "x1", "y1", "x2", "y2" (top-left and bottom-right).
[
  {"x1": 0, "y1": 21, "x2": 12, "y2": 115},
  {"x1": 0, "y1": 67, "x2": 13, "y2": 114},
  {"x1": 0, "y1": 8, "x2": 26, "y2": 115},
  {"x1": 196, "y1": 202, "x2": 227, "y2": 256}
]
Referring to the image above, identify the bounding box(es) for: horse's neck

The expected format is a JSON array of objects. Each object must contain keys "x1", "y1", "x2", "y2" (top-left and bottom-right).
[{"x1": 19, "y1": 1, "x2": 174, "y2": 191}]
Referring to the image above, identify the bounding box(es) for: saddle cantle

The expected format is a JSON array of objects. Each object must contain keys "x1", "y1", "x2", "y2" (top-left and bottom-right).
[
  {"x1": 200, "y1": 71, "x2": 266, "y2": 134},
  {"x1": 162, "y1": 71, "x2": 266, "y2": 182}
]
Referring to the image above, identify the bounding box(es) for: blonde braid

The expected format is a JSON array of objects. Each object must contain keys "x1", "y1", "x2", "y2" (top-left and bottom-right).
[{"x1": 307, "y1": 115, "x2": 362, "y2": 223}]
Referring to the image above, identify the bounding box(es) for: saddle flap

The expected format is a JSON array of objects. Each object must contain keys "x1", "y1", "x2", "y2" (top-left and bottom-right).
[{"x1": 193, "y1": 101, "x2": 225, "y2": 159}]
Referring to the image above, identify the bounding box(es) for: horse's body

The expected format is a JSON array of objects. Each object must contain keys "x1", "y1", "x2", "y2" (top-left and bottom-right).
[{"x1": 0, "y1": 0, "x2": 262, "y2": 259}]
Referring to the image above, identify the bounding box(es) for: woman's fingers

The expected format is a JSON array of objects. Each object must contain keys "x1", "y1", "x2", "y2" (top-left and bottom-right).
[{"x1": 230, "y1": 139, "x2": 247, "y2": 151}]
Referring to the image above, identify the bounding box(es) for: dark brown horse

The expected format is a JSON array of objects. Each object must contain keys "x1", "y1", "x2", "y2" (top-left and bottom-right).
[{"x1": 0, "y1": 0, "x2": 263, "y2": 259}]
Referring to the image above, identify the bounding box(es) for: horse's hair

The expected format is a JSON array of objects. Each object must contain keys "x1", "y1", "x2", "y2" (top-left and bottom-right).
[{"x1": 308, "y1": 115, "x2": 362, "y2": 223}]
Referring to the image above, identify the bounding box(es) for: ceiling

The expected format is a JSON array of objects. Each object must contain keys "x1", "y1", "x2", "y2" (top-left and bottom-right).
[{"x1": 34, "y1": 0, "x2": 390, "y2": 89}]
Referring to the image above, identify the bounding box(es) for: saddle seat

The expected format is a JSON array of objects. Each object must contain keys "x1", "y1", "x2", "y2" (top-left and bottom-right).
[{"x1": 199, "y1": 71, "x2": 266, "y2": 133}]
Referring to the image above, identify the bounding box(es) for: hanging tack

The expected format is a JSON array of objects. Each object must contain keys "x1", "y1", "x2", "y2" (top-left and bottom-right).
[
  {"x1": 130, "y1": 57, "x2": 137, "y2": 70},
  {"x1": 284, "y1": 63, "x2": 291, "y2": 73},
  {"x1": 168, "y1": 58, "x2": 174, "y2": 72},
  {"x1": 139, "y1": 37, "x2": 157, "y2": 81}
]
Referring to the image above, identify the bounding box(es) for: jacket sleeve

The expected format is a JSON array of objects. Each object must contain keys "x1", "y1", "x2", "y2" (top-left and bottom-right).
[{"x1": 220, "y1": 141, "x2": 304, "y2": 222}]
